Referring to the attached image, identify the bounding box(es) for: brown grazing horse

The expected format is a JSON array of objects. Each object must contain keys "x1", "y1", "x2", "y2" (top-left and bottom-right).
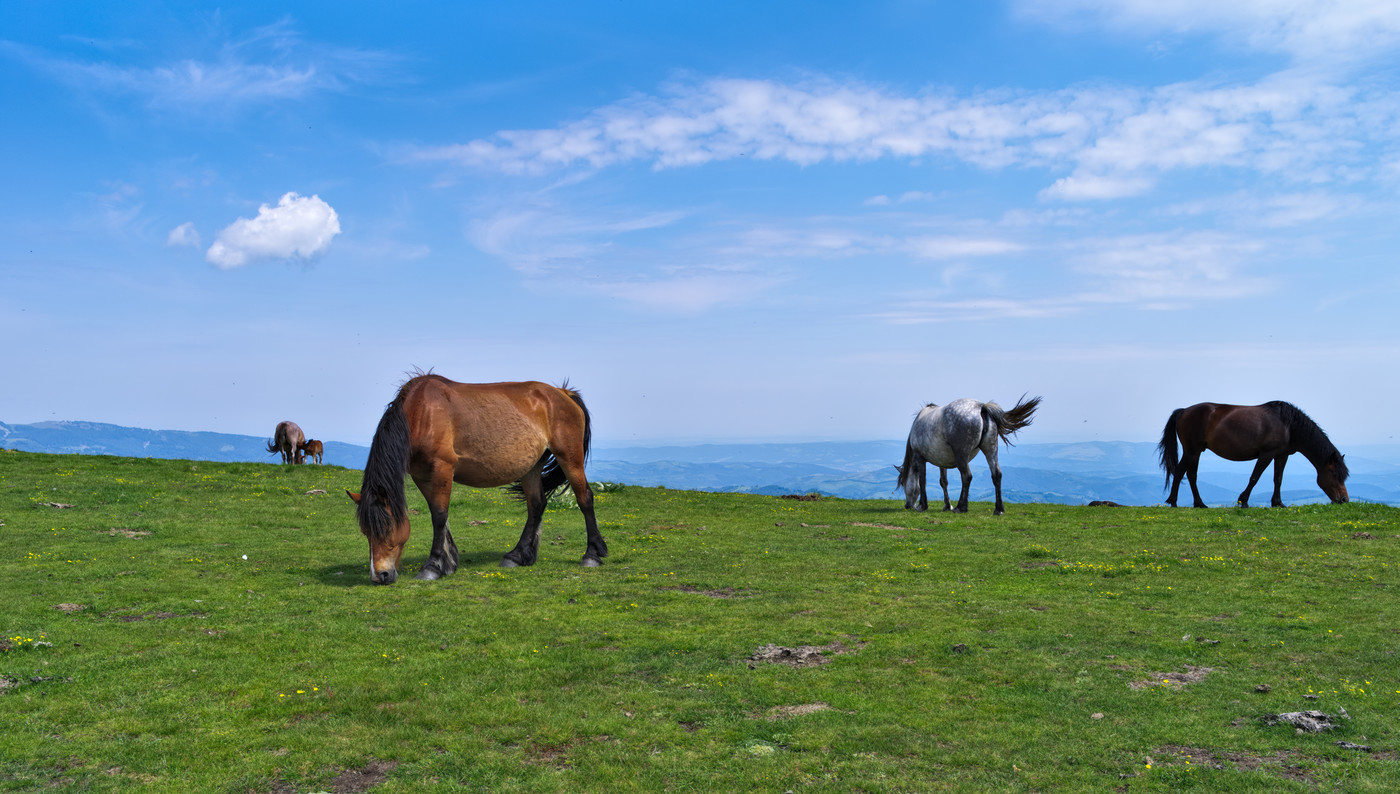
[
  {"x1": 299, "y1": 439, "x2": 324, "y2": 464},
  {"x1": 347, "y1": 374, "x2": 606, "y2": 585},
  {"x1": 266, "y1": 421, "x2": 305, "y2": 464},
  {"x1": 1158, "y1": 401, "x2": 1349, "y2": 508}
]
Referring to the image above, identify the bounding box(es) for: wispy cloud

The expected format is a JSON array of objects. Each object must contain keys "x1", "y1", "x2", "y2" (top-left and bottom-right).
[
  {"x1": 415, "y1": 73, "x2": 1395, "y2": 202},
  {"x1": 3, "y1": 20, "x2": 398, "y2": 112},
  {"x1": 468, "y1": 204, "x2": 687, "y2": 275},
  {"x1": 591, "y1": 269, "x2": 787, "y2": 313},
  {"x1": 1013, "y1": 0, "x2": 1400, "y2": 62}
]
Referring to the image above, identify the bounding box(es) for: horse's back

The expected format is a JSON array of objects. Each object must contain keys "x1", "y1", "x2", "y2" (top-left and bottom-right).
[
  {"x1": 910, "y1": 399, "x2": 985, "y2": 467},
  {"x1": 1178, "y1": 402, "x2": 1288, "y2": 460},
  {"x1": 400, "y1": 376, "x2": 582, "y2": 487}
]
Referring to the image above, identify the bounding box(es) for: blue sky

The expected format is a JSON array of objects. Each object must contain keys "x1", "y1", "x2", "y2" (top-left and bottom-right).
[{"x1": 4, "y1": 1, "x2": 1399, "y2": 448}]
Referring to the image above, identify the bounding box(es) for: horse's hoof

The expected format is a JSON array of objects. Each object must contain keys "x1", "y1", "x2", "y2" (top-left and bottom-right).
[
  {"x1": 581, "y1": 556, "x2": 601, "y2": 567},
  {"x1": 415, "y1": 567, "x2": 441, "y2": 580},
  {"x1": 499, "y1": 558, "x2": 519, "y2": 568}
]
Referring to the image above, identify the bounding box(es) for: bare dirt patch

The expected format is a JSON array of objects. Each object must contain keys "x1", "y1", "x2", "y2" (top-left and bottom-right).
[
  {"x1": 851, "y1": 522, "x2": 911, "y2": 531},
  {"x1": 53, "y1": 603, "x2": 86, "y2": 613},
  {"x1": 105, "y1": 528, "x2": 150, "y2": 538},
  {"x1": 761, "y1": 702, "x2": 832, "y2": 720},
  {"x1": 1129, "y1": 665, "x2": 1213, "y2": 690},
  {"x1": 748, "y1": 640, "x2": 862, "y2": 668},
  {"x1": 37, "y1": 502, "x2": 74, "y2": 509}
]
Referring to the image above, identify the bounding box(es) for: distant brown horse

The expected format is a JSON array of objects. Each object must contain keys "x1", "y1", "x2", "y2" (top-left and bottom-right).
[
  {"x1": 266, "y1": 421, "x2": 305, "y2": 464},
  {"x1": 299, "y1": 439, "x2": 323, "y2": 464},
  {"x1": 346, "y1": 374, "x2": 606, "y2": 585},
  {"x1": 1158, "y1": 401, "x2": 1348, "y2": 508}
]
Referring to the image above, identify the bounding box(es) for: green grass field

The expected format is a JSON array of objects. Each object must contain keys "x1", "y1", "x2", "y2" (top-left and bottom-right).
[{"x1": 1, "y1": 449, "x2": 1397, "y2": 792}]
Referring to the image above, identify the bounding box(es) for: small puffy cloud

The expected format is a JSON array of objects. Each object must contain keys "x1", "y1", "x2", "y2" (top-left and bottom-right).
[
  {"x1": 206, "y1": 192, "x2": 341, "y2": 268},
  {"x1": 166, "y1": 222, "x2": 200, "y2": 248}
]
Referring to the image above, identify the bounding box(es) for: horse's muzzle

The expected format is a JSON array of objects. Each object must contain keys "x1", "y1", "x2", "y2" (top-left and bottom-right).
[{"x1": 371, "y1": 569, "x2": 398, "y2": 585}]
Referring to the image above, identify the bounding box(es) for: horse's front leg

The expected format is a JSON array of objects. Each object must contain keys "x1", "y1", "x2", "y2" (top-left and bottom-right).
[
  {"x1": 938, "y1": 468, "x2": 951, "y2": 511},
  {"x1": 411, "y1": 470, "x2": 458, "y2": 580},
  {"x1": 502, "y1": 471, "x2": 545, "y2": 568},
  {"x1": 1269, "y1": 454, "x2": 1289, "y2": 507},
  {"x1": 1237, "y1": 457, "x2": 1271, "y2": 508}
]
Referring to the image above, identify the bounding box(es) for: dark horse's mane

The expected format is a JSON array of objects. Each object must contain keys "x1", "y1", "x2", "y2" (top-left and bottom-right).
[
  {"x1": 1266, "y1": 400, "x2": 1348, "y2": 481},
  {"x1": 358, "y1": 386, "x2": 413, "y2": 540},
  {"x1": 506, "y1": 380, "x2": 592, "y2": 501}
]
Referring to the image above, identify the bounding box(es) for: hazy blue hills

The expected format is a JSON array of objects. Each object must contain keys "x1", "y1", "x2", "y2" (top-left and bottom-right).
[
  {"x1": 0, "y1": 420, "x2": 368, "y2": 469},
  {"x1": 4, "y1": 420, "x2": 1399, "y2": 506}
]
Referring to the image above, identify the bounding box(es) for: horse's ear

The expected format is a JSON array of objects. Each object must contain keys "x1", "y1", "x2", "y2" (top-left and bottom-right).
[{"x1": 346, "y1": 490, "x2": 362, "y2": 504}]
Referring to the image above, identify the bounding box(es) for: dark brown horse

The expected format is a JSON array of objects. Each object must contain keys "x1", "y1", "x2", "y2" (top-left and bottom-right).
[
  {"x1": 299, "y1": 439, "x2": 324, "y2": 464},
  {"x1": 266, "y1": 421, "x2": 305, "y2": 464},
  {"x1": 346, "y1": 374, "x2": 606, "y2": 585},
  {"x1": 1158, "y1": 401, "x2": 1348, "y2": 508}
]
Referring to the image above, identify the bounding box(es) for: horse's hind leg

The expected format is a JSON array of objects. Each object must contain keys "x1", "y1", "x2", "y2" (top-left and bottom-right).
[
  {"x1": 985, "y1": 447, "x2": 1006, "y2": 515},
  {"x1": 952, "y1": 452, "x2": 974, "y2": 513},
  {"x1": 938, "y1": 468, "x2": 950, "y2": 511},
  {"x1": 502, "y1": 470, "x2": 546, "y2": 568},
  {"x1": 559, "y1": 458, "x2": 606, "y2": 566},
  {"x1": 411, "y1": 468, "x2": 458, "y2": 580}
]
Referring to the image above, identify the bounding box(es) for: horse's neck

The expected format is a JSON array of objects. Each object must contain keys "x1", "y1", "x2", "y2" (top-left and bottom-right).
[{"x1": 1291, "y1": 424, "x2": 1334, "y2": 467}]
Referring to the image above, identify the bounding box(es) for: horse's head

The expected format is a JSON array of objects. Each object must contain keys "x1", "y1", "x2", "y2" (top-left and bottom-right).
[
  {"x1": 1318, "y1": 453, "x2": 1350, "y2": 504},
  {"x1": 346, "y1": 489, "x2": 410, "y2": 584}
]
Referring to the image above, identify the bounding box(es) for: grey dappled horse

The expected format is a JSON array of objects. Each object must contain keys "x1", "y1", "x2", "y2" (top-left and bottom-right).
[{"x1": 896, "y1": 396, "x2": 1041, "y2": 515}]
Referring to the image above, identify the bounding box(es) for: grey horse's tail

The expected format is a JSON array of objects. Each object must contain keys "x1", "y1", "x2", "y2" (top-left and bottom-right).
[{"x1": 982, "y1": 395, "x2": 1041, "y2": 446}]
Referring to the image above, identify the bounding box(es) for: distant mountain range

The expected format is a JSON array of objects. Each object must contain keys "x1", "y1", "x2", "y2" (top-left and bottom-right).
[{"x1": 5, "y1": 419, "x2": 1399, "y2": 506}]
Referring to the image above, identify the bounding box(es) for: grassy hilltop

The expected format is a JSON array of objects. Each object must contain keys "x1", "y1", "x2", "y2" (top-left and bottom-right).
[{"x1": 1, "y1": 450, "x2": 1397, "y2": 792}]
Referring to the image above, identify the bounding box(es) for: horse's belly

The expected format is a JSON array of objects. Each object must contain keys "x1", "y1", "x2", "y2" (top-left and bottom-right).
[
  {"x1": 452, "y1": 457, "x2": 538, "y2": 488},
  {"x1": 921, "y1": 439, "x2": 958, "y2": 468}
]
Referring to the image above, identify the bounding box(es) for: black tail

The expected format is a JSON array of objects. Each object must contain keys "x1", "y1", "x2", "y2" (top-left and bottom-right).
[
  {"x1": 894, "y1": 439, "x2": 916, "y2": 493},
  {"x1": 358, "y1": 394, "x2": 411, "y2": 539},
  {"x1": 1157, "y1": 408, "x2": 1183, "y2": 491},
  {"x1": 984, "y1": 394, "x2": 1041, "y2": 446}
]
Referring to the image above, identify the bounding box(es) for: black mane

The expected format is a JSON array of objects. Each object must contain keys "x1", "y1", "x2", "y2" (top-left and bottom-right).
[
  {"x1": 357, "y1": 389, "x2": 411, "y2": 539},
  {"x1": 1265, "y1": 400, "x2": 1348, "y2": 481}
]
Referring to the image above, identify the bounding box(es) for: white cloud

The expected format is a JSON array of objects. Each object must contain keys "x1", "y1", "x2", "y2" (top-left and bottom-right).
[
  {"x1": 206, "y1": 193, "x2": 341, "y2": 269},
  {"x1": 908, "y1": 236, "x2": 1024, "y2": 259},
  {"x1": 166, "y1": 222, "x2": 201, "y2": 248},
  {"x1": 416, "y1": 73, "x2": 1393, "y2": 203},
  {"x1": 469, "y1": 205, "x2": 686, "y2": 275},
  {"x1": 1040, "y1": 174, "x2": 1153, "y2": 200},
  {"x1": 1070, "y1": 232, "x2": 1270, "y2": 303},
  {"x1": 3, "y1": 21, "x2": 398, "y2": 112},
  {"x1": 594, "y1": 271, "x2": 786, "y2": 313},
  {"x1": 1013, "y1": 0, "x2": 1400, "y2": 62}
]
